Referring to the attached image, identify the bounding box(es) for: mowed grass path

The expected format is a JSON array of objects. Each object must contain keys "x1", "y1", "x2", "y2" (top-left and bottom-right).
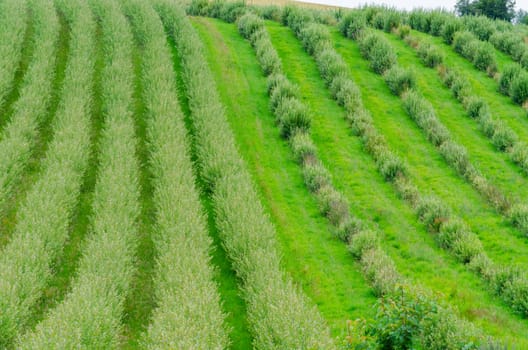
[
  {"x1": 192, "y1": 16, "x2": 377, "y2": 337},
  {"x1": 410, "y1": 29, "x2": 528, "y2": 144},
  {"x1": 330, "y1": 28, "x2": 528, "y2": 268},
  {"x1": 260, "y1": 22, "x2": 528, "y2": 344}
]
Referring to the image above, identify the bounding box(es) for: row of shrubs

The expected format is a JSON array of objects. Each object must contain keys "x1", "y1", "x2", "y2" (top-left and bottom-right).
[
  {"x1": 279, "y1": 7, "x2": 490, "y2": 348},
  {"x1": 452, "y1": 31, "x2": 497, "y2": 76},
  {"x1": 159, "y1": 4, "x2": 336, "y2": 349},
  {"x1": 498, "y1": 63, "x2": 528, "y2": 105},
  {"x1": 339, "y1": 21, "x2": 528, "y2": 319}
]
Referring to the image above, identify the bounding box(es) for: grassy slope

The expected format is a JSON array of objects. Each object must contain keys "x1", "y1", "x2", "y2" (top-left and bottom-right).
[
  {"x1": 193, "y1": 16, "x2": 377, "y2": 338},
  {"x1": 331, "y1": 27, "x2": 528, "y2": 268},
  {"x1": 380, "y1": 30, "x2": 528, "y2": 209},
  {"x1": 410, "y1": 30, "x2": 528, "y2": 144},
  {"x1": 318, "y1": 25, "x2": 528, "y2": 343}
]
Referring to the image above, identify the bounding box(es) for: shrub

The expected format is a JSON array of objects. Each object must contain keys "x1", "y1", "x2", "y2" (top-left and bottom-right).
[
  {"x1": 299, "y1": 22, "x2": 330, "y2": 55},
  {"x1": 450, "y1": 75, "x2": 471, "y2": 100},
  {"x1": 438, "y1": 219, "x2": 483, "y2": 263},
  {"x1": 394, "y1": 175, "x2": 419, "y2": 205},
  {"x1": 429, "y1": 11, "x2": 449, "y2": 35},
  {"x1": 254, "y1": 38, "x2": 282, "y2": 76},
  {"x1": 511, "y1": 142, "x2": 528, "y2": 174},
  {"x1": 464, "y1": 15, "x2": 495, "y2": 41},
  {"x1": 269, "y1": 77, "x2": 299, "y2": 111},
  {"x1": 439, "y1": 140, "x2": 471, "y2": 176},
  {"x1": 509, "y1": 203, "x2": 528, "y2": 234},
  {"x1": 377, "y1": 150, "x2": 407, "y2": 181},
  {"x1": 274, "y1": 97, "x2": 311, "y2": 139},
  {"x1": 317, "y1": 185, "x2": 350, "y2": 226},
  {"x1": 258, "y1": 5, "x2": 282, "y2": 21},
  {"x1": 187, "y1": 0, "x2": 209, "y2": 16},
  {"x1": 440, "y1": 18, "x2": 461, "y2": 44},
  {"x1": 491, "y1": 121, "x2": 517, "y2": 151},
  {"x1": 510, "y1": 73, "x2": 528, "y2": 105},
  {"x1": 290, "y1": 131, "x2": 316, "y2": 163},
  {"x1": 452, "y1": 31, "x2": 476, "y2": 56},
  {"x1": 303, "y1": 159, "x2": 331, "y2": 192},
  {"x1": 266, "y1": 73, "x2": 288, "y2": 94},
  {"x1": 315, "y1": 48, "x2": 348, "y2": 85},
  {"x1": 417, "y1": 43, "x2": 444, "y2": 68},
  {"x1": 237, "y1": 12, "x2": 263, "y2": 39},
  {"x1": 329, "y1": 75, "x2": 361, "y2": 111},
  {"x1": 361, "y1": 33, "x2": 397, "y2": 74},
  {"x1": 402, "y1": 90, "x2": 450, "y2": 147},
  {"x1": 398, "y1": 24, "x2": 411, "y2": 38},
  {"x1": 498, "y1": 64, "x2": 522, "y2": 95},
  {"x1": 282, "y1": 6, "x2": 313, "y2": 35},
  {"x1": 348, "y1": 229, "x2": 379, "y2": 259},
  {"x1": 218, "y1": 1, "x2": 246, "y2": 23},
  {"x1": 463, "y1": 95, "x2": 488, "y2": 119},
  {"x1": 339, "y1": 11, "x2": 366, "y2": 39},
  {"x1": 409, "y1": 9, "x2": 430, "y2": 32},
  {"x1": 472, "y1": 42, "x2": 496, "y2": 72},
  {"x1": 416, "y1": 196, "x2": 450, "y2": 232},
  {"x1": 361, "y1": 248, "x2": 399, "y2": 296},
  {"x1": 335, "y1": 216, "x2": 364, "y2": 242},
  {"x1": 383, "y1": 65, "x2": 415, "y2": 96}
]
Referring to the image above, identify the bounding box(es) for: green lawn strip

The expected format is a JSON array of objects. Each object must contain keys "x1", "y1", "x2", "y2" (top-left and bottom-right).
[
  {"x1": 410, "y1": 30, "x2": 528, "y2": 144},
  {"x1": 194, "y1": 17, "x2": 376, "y2": 337},
  {"x1": 332, "y1": 26, "x2": 528, "y2": 263},
  {"x1": 321, "y1": 26, "x2": 528, "y2": 343},
  {"x1": 379, "y1": 31, "x2": 528, "y2": 206},
  {"x1": 331, "y1": 28, "x2": 528, "y2": 268}
]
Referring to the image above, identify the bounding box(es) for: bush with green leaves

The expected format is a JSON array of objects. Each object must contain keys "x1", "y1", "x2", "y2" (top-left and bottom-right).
[
  {"x1": 463, "y1": 15, "x2": 495, "y2": 41},
  {"x1": 254, "y1": 37, "x2": 282, "y2": 75},
  {"x1": 463, "y1": 95, "x2": 489, "y2": 119},
  {"x1": 315, "y1": 47, "x2": 348, "y2": 85},
  {"x1": 491, "y1": 121, "x2": 517, "y2": 151},
  {"x1": 439, "y1": 140, "x2": 472, "y2": 176},
  {"x1": 402, "y1": 90, "x2": 450, "y2": 147},
  {"x1": 383, "y1": 65, "x2": 415, "y2": 96},
  {"x1": 377, "y1": 150, "x2": 407, "y2": 181},
  {"x1": 416, "y1": 196, "x2": 451, "y2": 232},
  {"x1": 510, "y1": 73, "x2": 528, "y2": 105},
  {"x1": 269, "y1": 77, "x2": 299, "y2": 112},
  {"x1": 329, "y1": 75, "x2": 361, "y2": 110},
  {"x1": 499, "y1": 63, "x2": 522, "y2": 95},
  {"x1": 290, "y1": 131, "x2": 316, "y2": 163},
  {"x1": 338, "y1": 11, "x2": 366, "y2": 39},
  {"x1": 438, "y1": 219, "x2": 484, "y2": 263},
  {"x1": 317, "y1": 185, "x2": 350, "y2": 226},
  {"x1": 303, "y1": 158, "x2": 332, "y2": 193},
  {"x1": 409, "y1": 9, "x2": 431, "y2": 32},
  {"x1": 509, "y1": 203, "x2": 528, "y2": 233},
  {"x1": 452, "y1": 31, "x2": 476, "y2": 56},
  {"x1": 417, "y1": 43, "x2": 444, "y2": 67},
  {"x1": 237, "y1": 12, "x2": 263, "y2": 39},
  {"x1": 358, "y1": 31, "x2": 397, "y2": 74},
  {"x1": 348, "y1": 229, "x2": 379, "y2": 259},
  {"x1": 275, "y1": 97, "x2": 311, "y2": 138},
  {"x1": 361, "y1": 248, "x2": 400, "y2": 296},
  {"x1": 299, "y1": 22, "x2": 330, "y2": 55},
  {"x1": 440, "y1": 18, "x2": 462, "y2": 44},
  {"x1": 281, "y1": 5, "x2": 313, "y2": 35}
]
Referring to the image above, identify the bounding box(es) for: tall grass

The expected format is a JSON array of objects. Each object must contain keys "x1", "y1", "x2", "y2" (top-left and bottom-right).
[
  {"x1": 157, "y1": 3, "x2": 334, "y2": 349},
  {"x1": 0, "y1": 0, "x2": 94, "y2": 346},
  {"x1": 0, "y1": 0, "x2": 28, "y2": 108},
  {"x1": 18, "y1": 0, "x2": 139, "y2": 347},
  {"x1": 0, "y1": 0, "x2": 59, "y2": 219},
  {"x1": 122, "y1": 0, "x2": 229, "y2": 348}
]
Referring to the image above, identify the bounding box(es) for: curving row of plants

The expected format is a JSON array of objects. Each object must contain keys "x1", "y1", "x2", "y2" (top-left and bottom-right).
[
  {"x1": 236, "y1": 8, "x2": 486, "y2": 349},
  {"x1": 18, "y1": 0, "x2": 140, "y2": 347},
  {"x1": 402, "y1": 33, "x2": 528, "y2": 183},
  {"x1": 0, "y1": 0, "x2": 28, "y2": 108},
  {"x1": 0, "y1": 0, "x2": 60, "y2": 219},
  {"x1": 156, "y1": 2, "x2": 335, "y2": 349},
  {"x1": 339, "y1": 13, "x2": 528, "y2": 318},
  {"x1": 122, "y1": 0, "x2": 230, "y2": 348},
  {"x1": 0, "y1": 0, "x2": 95, "y2": 346}
]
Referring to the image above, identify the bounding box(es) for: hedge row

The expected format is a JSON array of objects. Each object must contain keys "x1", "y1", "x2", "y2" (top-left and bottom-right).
[
  {"x1": 280, "y1": 7, "x2": 488, "y2": 348},
  {"x1": 0, "y1": 0, "x2": 59, "y2": 219},
  {"x1": 0, "y1": 0, "x2": 94, "y2": 346},
  {"x1": 452, "y1": 31, "x2": 497, "y2": 75},
  {"x1": 0, "y1": 0, "x2": 28, "y2": 107},
  {"x1": 497, "y1": 62, "x2": 528, "y2": 105},
  {"x1": 19, "y1": 0, "x2": 140, "y2": 347},
  {"x1": 340, "y1": 19, "x2": 528, "y2": 319},
  {"x1": 157, "y1": 3, "x2": 335, "y2": 349}
]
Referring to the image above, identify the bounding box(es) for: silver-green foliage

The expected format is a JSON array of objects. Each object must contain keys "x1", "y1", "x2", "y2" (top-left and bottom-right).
[
  {"x1": 0, "y1": 0, "x2": 94, "y2": 346},
  {"x1": 158, "y1": 3, "x2": 334, "y2": 349},
  {"x1": 0, "y1": 0, "x2": 59, "y2": 219},
  {"x1": 0, "y1": 0, "x2": 28, "y2": 107},
  {"x1": 122, "y1": 1, "x2": 229, "y2": 348},
  {"x1": 18, "y1": 0, "x2": 139, "y2": 347}
]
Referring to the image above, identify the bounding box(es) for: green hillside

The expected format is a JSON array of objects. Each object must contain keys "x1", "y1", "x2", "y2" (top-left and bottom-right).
[{"x1": 1, "y1": 0, "x2": 528, "y2": 348}]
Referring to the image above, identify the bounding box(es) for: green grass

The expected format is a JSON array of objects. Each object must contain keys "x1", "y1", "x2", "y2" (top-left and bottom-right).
[
  {"x1": 193, "y1": 16, "x2": 378, "y2": 338},
  {"x1": 302, "y1": 24, "x2": 528, "y2": 345}
]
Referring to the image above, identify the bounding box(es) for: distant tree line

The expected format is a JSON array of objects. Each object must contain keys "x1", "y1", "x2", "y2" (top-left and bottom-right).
[{"x1": 455, "y1": 0, "x2": 517, "y2": 22}]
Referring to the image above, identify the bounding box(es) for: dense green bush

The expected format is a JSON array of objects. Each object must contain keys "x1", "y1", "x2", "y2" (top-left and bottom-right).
[
  {"x1": 329, "y1": 75, "x2": 361, "y2": 110},
  {"x1": 317, "y1": 185, "x2": 350, "y2": 226},
  {"x1": 498, "y1": 63, "x2": 522, "y2": 95},
  {"x1": 377, "y1": 150, "x2": 407, "y2": 181},
  {"x1": 452, "y1": 31, "x2": 476, "y2": 56},
  {"x1": 440, "y1": 18, "x2": 462, "y2": 44},
  {"x1": 398, "y1": 24, "x2": 411, "y2": 38},
  {"x1": 439, "y1": 140, "x2": 472, "y2": 176},
  {"x1": 299, "y1": 22, "x2": 330, "y2": 55},
  {"x1": 303, "y1": 159, "x2": 331, "y2": 192},
  {"x1": 269, "y1": 77, "x2": 299, "y2": 111},
  {"x1": 290, "y1": 131, "x2": 316, "y2": 163},
  {"x1": 511, "y1": 142, "x2": 528, "y2": 173},
  {"x1": 409, "y1": 9, "x2": 431, "y2": 32},
  {"x1": 358, "y1": 31, "x2": 397, "y2": 74},
  {"x1": 417, "y1": 43, "x2": 444, "y2": 67},
  {"x1": 254, "y1": 37, "x2": 282, "y2": 75},
  {"x1": 509, "y1": 203, "x2": 528, "y2": 233},
  {"x1": 463, "y1": 95, "x2": 489, "y2": 119},
  {"x1": 402, "y1": 90, "x2": 450, "y2": 147},
  {"x1": 491, "y1": 121, "x2": 517, "y2": 151},
  {"x1": 339, "y1": 11, "x2": 366, "y2": 39},
  {"x1": 281, "y1": 5, "x2": 313, "y2": 35},
  {"x1": 463, "y1": 15, "x2": 495, "y2": 41},
  {"x1": 361, "y1": 248, "x2": 400, "y2": 296},
  {"x1": 275, "y1": 97, "x2": 311, "y2": 138},
  {"x1": 237, "y1": 12, "x2": 263, "y2": 39},
  {"x1": 383, "y1": 65, "x2": 415, "y2": 96},
  {"x1": 438, "y1": 219, "x2": 483, "y2": 263},
  {"x1": 348, "y1": 229, "x2": 379, "y2": 259},
  {"x1": 510, "y1": 73, "x2": 528, "y2": 105},
  {"x1": 416, "y1": 196, "x2": 450, "y2": 231},
  {"x1": 315, "y1": 47, "x2": 348, "y2": 85}
]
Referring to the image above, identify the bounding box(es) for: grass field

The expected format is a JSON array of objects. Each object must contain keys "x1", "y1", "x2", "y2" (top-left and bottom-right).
[{"x1": 2, "y1": 0, "x2": 528, "y2": 348}]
